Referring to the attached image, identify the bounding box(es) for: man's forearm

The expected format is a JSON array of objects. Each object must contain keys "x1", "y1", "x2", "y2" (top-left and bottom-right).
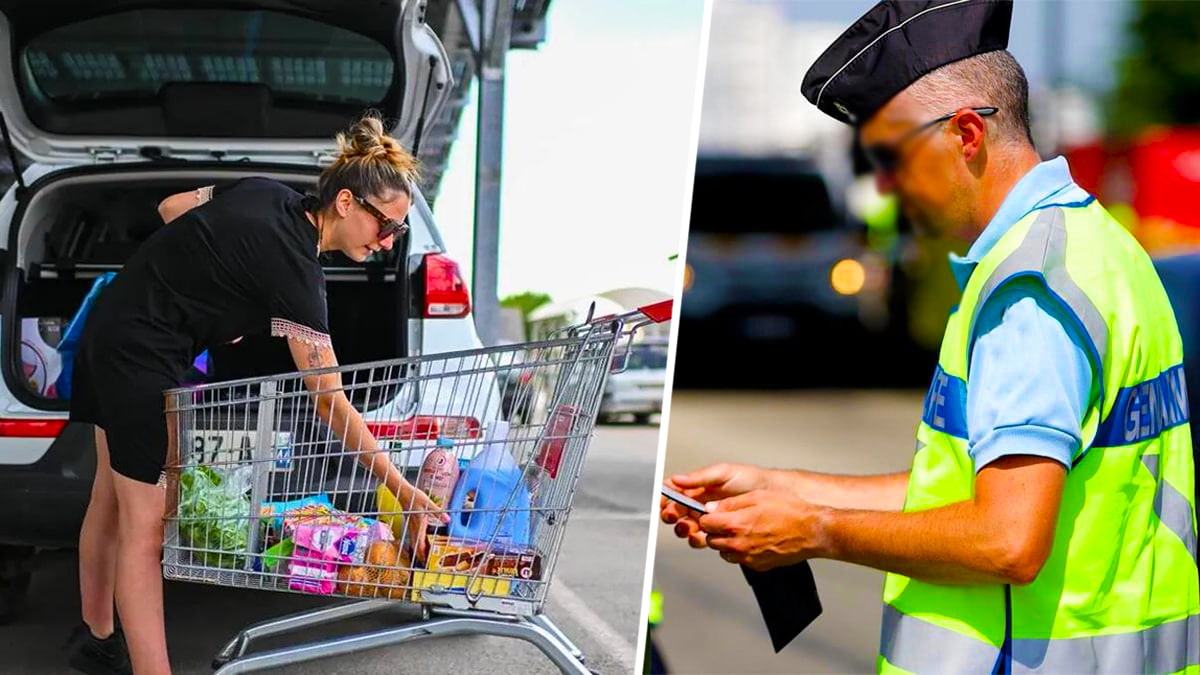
[
  {"x1": 769, "y1": 469, "x2": 910, "y2": 511},
  {"x1": 819, "y1": 501, "x2": 1032, "y2": 585}
]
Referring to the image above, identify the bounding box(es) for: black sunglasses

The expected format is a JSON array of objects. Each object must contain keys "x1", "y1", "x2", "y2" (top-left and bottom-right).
[
  {"x1": 862, "y1": 106, "x2": 999, "y2": 175},
  {"x1": 353, "y1": 193, "x2": 410, "y2": 242}
]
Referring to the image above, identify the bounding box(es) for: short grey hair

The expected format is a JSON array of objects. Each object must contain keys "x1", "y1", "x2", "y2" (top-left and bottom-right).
[{"x1": 904, "y1": 50, "x2": 1034, "y2": 148}]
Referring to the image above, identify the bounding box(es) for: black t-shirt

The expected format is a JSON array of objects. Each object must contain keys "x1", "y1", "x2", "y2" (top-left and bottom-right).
[{"x1": 82, "y1": 177, "x2": 330, "y2": 382}]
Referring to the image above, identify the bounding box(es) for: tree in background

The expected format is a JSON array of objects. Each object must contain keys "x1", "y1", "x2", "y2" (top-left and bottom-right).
[
  {"x1": 500, "y1": 291, "x2": 552, "y2": 339},
  {"x1": 1107, "y1": 0, "x2": 1200, "y2": 137}
]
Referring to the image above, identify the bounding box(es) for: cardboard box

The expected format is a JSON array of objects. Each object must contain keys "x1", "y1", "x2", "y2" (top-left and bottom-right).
[{"x1": 412, "y1": 534, "x2": 541, "y2": 602}]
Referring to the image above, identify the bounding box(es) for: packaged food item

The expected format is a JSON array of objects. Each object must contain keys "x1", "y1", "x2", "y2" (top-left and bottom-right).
[
  {"x1": 287, "y1": 547, "x2": 341, "y2": 595},
  {"x1": 259, "y1": 494, "x2": 334, "y2": 530},
  {"x1": 411, "y1": 534, "x2": 542, "y2": 601},
  {"x1": 417, "y1": 438, "x2": 460, "y2": 532},
  {"x1": 336, "y1": 540, "x2": 412, "y2": 599},
  {"x1": 256, "y1": 538, "x2": 295, "y2": 572},
  {"x1": 334, "y1": 518, "x2": 394, "y2": 566},
  {"x1": 292, "y1": 523, "x2": 347, "y2": 557},
  {"x1": 178, "y1": 465, "x2": 252, "y2": 569},
  {"x1": 534, "y1": 404, "x2": 580, "y2": 480},
  {"x1": 286, "y1": 523, "x2": 350, "y2": 595}
]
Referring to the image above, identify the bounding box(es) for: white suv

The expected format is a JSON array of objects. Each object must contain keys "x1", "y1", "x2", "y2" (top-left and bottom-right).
[{"x1": 0, "y1": 1, "x2": 499, "y2": 619}]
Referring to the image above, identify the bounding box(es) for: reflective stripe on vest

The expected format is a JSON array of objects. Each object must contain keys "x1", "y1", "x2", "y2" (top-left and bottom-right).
[
  {"x1": 969, "y1": 207, "x2": 1108, "y2": 369},
  {"x1": 1011, "y1": 612, "x2": 1200, "y2": 674},
  {"x1": 1142, "y1": 453, "x2": 1199, "y2": 558},
  {"x1": 881, "y1": 608, "x2": 1200, "y2": 674},
  {"x1": 880, "y1": 605, "x2": 1000, "y2": 673}
]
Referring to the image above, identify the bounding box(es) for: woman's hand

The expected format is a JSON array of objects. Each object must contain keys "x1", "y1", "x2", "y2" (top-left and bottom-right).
[{"x1": 392, "y1": 476, "x2": 448, "y2": 563}]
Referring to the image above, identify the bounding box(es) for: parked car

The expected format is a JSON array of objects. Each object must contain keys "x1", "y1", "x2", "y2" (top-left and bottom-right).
[
  {"x1": 599, "y1": 339, "x2": 668, "y2": 424},
  {"x1": 676, "y1": 154, "x2": 896, "y2": 389},
  {"x1": 0, "y1": 1, "x2": 501, "y2": 621},
  {"x1": 1151, "y1": 251, "x2": 1200, "y2": 491}
]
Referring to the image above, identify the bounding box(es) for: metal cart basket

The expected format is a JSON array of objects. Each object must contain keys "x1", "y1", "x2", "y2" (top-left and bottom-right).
[{"x1": 161, "y1": 300, "x2": 673, "y2": 674}]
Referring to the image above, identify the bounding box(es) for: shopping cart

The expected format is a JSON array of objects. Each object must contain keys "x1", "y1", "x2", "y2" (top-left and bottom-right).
[{"x1": 160, "y1": 300, "x2": 673, "y2": 674}]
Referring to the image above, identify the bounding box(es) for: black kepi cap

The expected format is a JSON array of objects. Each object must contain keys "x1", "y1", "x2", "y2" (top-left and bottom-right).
[{"x1": 800, "y1": 0, "x2": 1013, "y2": 126}]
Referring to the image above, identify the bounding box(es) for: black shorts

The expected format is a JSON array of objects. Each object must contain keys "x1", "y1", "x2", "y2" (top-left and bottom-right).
[{"x1": 68, "y1": 342, "x2": 175, "y2": 486}]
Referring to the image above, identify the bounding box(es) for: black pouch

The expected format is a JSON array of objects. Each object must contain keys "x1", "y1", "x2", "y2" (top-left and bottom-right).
[{"x1": 741, "y1": 561, "x2": 823, "y2": 653}]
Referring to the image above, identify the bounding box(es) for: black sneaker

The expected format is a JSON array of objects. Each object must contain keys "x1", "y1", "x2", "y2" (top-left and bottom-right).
[{"x1": 66, "y1": 623, "x2": 132, "y2": 675}]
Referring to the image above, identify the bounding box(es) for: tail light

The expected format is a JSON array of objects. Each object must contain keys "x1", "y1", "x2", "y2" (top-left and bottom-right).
[
  {"x1": 424, "y1": 253, "x2": 471, "y2": 318},
  {"x1": 367, "y1": 415, "x2": 481, "y2": 441},
  {"x1": 0, "y1": 418, "x2": 67, "y2": 437}
]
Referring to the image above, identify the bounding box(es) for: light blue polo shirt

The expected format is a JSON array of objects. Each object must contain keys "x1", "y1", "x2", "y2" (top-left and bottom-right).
[{"x1": 951, "y1": 156, "x2": 1096, "y2": 471}]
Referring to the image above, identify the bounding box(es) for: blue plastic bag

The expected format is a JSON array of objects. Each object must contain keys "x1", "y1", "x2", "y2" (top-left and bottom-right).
[{"x1": 55, "y1": 272, "x2": 117, "y2": 400}]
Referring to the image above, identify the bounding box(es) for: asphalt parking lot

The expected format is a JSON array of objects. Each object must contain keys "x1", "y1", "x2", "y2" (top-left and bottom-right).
[{"x1": 0, "y1": 424, "x2": 661, "y2": 675}]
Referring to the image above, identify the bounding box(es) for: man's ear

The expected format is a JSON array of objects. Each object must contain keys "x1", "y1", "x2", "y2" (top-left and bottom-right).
[{"x1": 955, "y1": 108, "x2": 988, "y2": 162}]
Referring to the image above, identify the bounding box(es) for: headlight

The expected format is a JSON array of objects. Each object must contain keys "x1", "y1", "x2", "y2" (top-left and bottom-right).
[{"x1": 830, "y1": 258, "x2": 865, "y2": 296}]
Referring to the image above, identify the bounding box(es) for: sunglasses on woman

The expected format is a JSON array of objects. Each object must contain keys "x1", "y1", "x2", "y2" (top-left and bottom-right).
[
  {"x1": 353, "y1": 193, "x2": 410, "y2": 242},
  {"x1": 862, "y1": 106, "x2": 999, "y2": 175}
]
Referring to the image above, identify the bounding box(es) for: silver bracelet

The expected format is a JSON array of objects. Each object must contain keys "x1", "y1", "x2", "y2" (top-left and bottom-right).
[{"x1": 196, "y1": 185, "x2": 214, "y2": 205}]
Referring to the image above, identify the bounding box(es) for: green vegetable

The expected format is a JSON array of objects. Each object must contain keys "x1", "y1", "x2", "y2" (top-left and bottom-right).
[{"x1": 178, "y1": 465, "x2": 251, "y2": 569}]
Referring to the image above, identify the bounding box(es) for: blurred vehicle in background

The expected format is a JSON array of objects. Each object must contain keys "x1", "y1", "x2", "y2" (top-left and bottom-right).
[
  {"x1": 676, "y1": 154, "x2": 903, "y2": 388},
  {"x1": 1151, "y1": 252, "x2": 1200, "y2": 485},
  {"x1": 599, "y1": 339, "x2": 667, "y2": 424}
]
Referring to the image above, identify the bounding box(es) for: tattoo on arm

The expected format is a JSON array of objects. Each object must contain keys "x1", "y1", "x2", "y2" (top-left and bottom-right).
[{"x1": 306, "y1": 343, "x2": 323, "y2": 369}]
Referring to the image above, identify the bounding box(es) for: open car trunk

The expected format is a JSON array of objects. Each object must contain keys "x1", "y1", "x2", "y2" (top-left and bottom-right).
[
  {"x1": 0, "y1": 0, "x2": 451, "y2": 165},
  {"x1": 4, "y1": 165, "x2": 411, "y2": 412}
]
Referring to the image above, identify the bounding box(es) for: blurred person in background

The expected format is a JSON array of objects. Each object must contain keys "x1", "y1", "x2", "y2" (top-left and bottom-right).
[{"x1": 662, "y1": 1, "x2": 1199, "y2": 672}]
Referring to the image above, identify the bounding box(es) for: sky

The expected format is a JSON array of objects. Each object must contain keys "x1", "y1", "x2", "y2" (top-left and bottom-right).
[
  {"x1": 431, "y1": 1, "x2": 708, "y2": 305},
  {"x1": 781, "y1": 0, "x2": 1131, "y2": 93}
]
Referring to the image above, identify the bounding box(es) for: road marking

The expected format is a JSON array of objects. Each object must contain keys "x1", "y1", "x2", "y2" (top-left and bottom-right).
[
  {"x1": 568, "y1": 510, "x2": 651, "y2": 522},
  {"x1": 549, "y1": 578, "x2": 636, "y2": 673}
]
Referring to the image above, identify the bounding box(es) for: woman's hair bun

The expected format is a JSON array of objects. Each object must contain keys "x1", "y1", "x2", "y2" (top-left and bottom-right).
[
  {"x1": 332, "y1": 112, "x2": 420, "y2": 183},
  {"x1": 317, "y1": 112, "x2": 422, "y2": 206}
]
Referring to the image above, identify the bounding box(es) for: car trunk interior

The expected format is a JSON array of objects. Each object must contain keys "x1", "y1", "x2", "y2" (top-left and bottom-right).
[{"x1": 8, "y1": 168, "x2": 408, "y2": 411}]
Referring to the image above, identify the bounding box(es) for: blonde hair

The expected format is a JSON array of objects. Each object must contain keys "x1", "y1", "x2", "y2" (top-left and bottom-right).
[{"x1": 317, "y1": 112, "x2": 421, "y2": 206}]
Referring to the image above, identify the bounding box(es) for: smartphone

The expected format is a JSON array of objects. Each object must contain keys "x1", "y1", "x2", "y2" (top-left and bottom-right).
[{"x1": 661, "y1": 485, "x2": 708, "y2": 514}]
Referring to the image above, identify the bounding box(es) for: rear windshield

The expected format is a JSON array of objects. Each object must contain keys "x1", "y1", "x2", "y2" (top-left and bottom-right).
[
  {"x1": 19, "y1": 10, "x2": 395, "y2": 137},
  {"x1": 691, "y1": 166, "x2": 837, "y2": 235},
  {"x1": 626, "y1": 344, "x2": 668, "y2": 370}
]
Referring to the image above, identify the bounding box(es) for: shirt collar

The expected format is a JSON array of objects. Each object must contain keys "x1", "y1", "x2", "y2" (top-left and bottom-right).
[{"x1": 948, "y1": 155, "x2": 1094, "y2": 290}]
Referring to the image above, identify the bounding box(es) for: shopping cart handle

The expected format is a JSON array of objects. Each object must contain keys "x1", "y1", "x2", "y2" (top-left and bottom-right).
[{"x1": 638, "y1": 299, "x2": 674, "y2": 324}]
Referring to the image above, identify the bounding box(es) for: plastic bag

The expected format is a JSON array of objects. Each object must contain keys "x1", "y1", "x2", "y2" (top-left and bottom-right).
[{"x1": 178, "y1": 464, "x2": 254, "y2": 569}]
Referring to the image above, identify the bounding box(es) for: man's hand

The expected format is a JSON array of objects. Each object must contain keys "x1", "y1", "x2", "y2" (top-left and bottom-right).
[
  {"x1": 699, "y1": 490, "x2": 831, "y2": 572},
  {"x1": 660, "y1": 463, "x2": 772, "y2": 548}
]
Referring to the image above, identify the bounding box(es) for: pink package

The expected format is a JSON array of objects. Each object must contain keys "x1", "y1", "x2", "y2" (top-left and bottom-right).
[
  {"x1": 292, "y1": 523, "x2": 347, "y2": 556},
  {"x1": 335, "y1": 520, "x2": 395, "y2": 566},
  {"x1": 287, "y1": 548, "x2": 340, "y2": 594},
  {"x1": 287, "y1": 524, "x2": 347, "y2": 595}
]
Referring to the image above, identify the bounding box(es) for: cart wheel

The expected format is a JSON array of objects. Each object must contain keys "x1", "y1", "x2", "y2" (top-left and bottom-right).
[{"x1": 634, "y1": 413, "x2": 652, "y2": 425}]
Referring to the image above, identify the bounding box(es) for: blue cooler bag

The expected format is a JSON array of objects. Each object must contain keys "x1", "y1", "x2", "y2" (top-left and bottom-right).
[{"x1": 55, "y1": 272, "x2": 117, "y2": 400}]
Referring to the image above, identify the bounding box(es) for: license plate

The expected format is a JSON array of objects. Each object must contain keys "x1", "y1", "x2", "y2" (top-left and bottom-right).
[{"x1": 189, "y1": 431, "x2": 293, "y2": 472}]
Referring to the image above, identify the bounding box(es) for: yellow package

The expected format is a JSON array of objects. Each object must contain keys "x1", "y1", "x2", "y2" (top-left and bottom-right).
[
  {"x1": 375, "y1": 484, "x2": 404, "y2": 540},
  {"x1": 411, "y1": 535, "x2": 541, "y2": 602}
]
